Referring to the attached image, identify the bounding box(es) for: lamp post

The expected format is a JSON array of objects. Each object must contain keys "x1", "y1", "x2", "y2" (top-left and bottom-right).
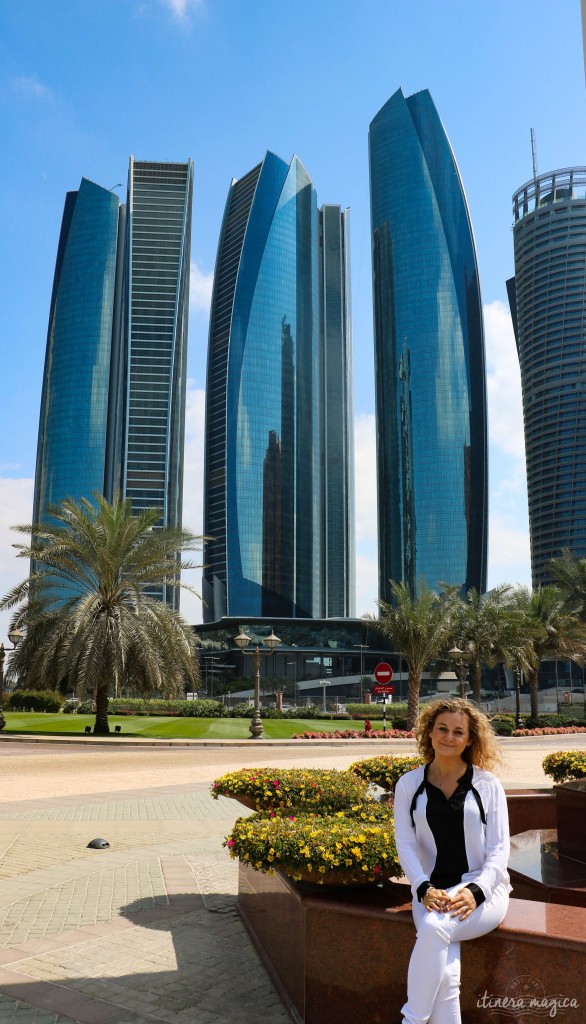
[
  {"x1": 449, "y1": 645, "x2": 467, "y2": 700},
  {"x1": 0, "y1": 627, "x2": 24, "y2": 733},
  {"x1": 203, "y1": 655, "x2": 220, "y2": 698},
  {"x1": 513, "y1": 667, "x2": 523, "y2": 729},
  {"x1": 286, "y1": 660, "x2": 297, "y2": 705},
  {"x1": 234, "y1": 630, "x2": 281, "y2": 738},
  {"x1": 353, "y1": 643, "x2": 369, "y2": 700}
]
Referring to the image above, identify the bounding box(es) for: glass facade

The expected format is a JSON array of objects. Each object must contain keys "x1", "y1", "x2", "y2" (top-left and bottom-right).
[
  {"x1": 509, "y1": 168, "x2": 586, "y2": 584},
  {"x1": 118, "y1": 159, "x2": 193, "y2": 609},
  {"x1": 369, "y1": 88, "x2": 488, "y2": 601},
  {"x1": 33, "y1": 160, "x2": 193, "y2": 611},
  {"x1": 203, "y1": 154, "x2": 354, "y2": 622},
  {"x1": 33, "y1": 178, "x2": 120, "y2": 527},
  {"x1": 319, "y1": 206, "x2": 355, "y2": 616}
]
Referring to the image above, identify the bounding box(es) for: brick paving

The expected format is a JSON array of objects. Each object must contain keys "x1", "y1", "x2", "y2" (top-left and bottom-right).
[{"x1": 0, "y1": 734, "x2": 583, "y2": 1023}]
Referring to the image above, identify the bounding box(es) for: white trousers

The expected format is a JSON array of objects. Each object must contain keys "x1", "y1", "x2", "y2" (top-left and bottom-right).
[{"x1": 401, "y1": 883, "x2": 509, "y2": 1024}]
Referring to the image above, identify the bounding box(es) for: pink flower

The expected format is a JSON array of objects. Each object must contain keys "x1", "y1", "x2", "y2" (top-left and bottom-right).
[{"x1": 227, "y1": 839, "x2": 234, "y2": 847}]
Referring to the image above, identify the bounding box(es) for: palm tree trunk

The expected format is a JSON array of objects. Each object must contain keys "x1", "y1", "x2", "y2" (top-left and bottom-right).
[
  {"x1": 528, "y1": 666, "x2": 540, "y2": 722},
  {"x1": 94, "y1": 684, "x2": 110, "y2": 735},
  {"x1": 469, "y1": 661, "x2": 482, "y2": 704},
  {"x1": 407, "y1": 668, "x2": 421, "y2": 730}
]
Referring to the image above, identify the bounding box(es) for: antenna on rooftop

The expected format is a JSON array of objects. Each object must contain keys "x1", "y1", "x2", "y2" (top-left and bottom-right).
[{"x1": 530, "y1": 128, "x2": 539, "y2": 181}]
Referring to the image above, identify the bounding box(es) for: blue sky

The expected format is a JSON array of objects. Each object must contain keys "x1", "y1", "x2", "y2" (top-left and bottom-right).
[{"x1": 1, "y1": 0, "x2": 585, "y2": 638}]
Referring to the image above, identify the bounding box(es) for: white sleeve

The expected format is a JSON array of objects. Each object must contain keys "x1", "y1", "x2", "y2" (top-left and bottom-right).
[
  {"x1": 394, "y1": 773, "x2": 429, "y2": 897},
  {"x1": 472, "y1": 777, "x2": 510, "y2": 899}
]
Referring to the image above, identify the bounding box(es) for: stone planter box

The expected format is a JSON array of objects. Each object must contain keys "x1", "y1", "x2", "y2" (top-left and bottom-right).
[
  {"x1": 238, "y1": 864, "x2": 586, "y2": 1024},
  {"x1": 556, "y1": 781, "x2": 586, "y2": 863}
]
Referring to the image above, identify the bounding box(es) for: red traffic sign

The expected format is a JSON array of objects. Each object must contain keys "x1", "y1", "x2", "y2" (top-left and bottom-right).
[
  {"x1": 374, "y1": 662, "x2": 393, "y2": 684},
  {"x1": 373, "y1": 684, "x2": 394, "y2": 695}
]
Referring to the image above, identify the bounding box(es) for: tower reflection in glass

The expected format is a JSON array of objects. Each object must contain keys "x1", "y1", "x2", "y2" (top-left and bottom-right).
[
  {"x1": 203, "y1": 154, "x2": 354, "y2": 620},
  {"x1": 369, "y1": 88, "x2": 488, "y2": 600}
]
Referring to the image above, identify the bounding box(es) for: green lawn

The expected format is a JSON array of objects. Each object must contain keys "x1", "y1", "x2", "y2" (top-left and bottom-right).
[{"x1": 1, "y1": 713, "x2": 360, "y2": 740}]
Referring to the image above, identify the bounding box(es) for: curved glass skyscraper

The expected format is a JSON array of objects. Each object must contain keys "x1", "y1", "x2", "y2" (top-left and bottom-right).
[
  {"x1": 34, "y1": 160, "x2": 193, "y2": 610},
  {"x1": 203, "y1": 153, "x2": 354, "y2": 621},
  {"x1": 33, "y1": 178, "x2": 120, "y2": 524},
  {"x1": 508, "y1": 168, "x2": 586, "y2": 584},
  {"x1": 369, "y1": 88, "x2": 488, "y2": 601}
]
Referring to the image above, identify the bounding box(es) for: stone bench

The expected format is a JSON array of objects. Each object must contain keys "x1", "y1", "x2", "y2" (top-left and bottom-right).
[{"x1": 238, "y1": 865, "x2": 585, "y2": 1024}]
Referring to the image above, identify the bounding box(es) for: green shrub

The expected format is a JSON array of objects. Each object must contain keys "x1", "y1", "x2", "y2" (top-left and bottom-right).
[
  {"x1": 526, "y1": 714, "x2": 584, "y2": 729},
  {"x1": 489, "y1": 715, "x2": 515, "y2": 736},
  {"x1": 75, "y1": 700, "x2": 97, "y2": 714},
  {"x1": 211, "y1": 767, "x2": 368, "y2": 812},
  {"x1": 281, "y1": 705, "x2": 321, "y2": 719},
  {"x1": 5, "y1": 690, "x2": 63, "y2": 713},
  {"x1": 105, "y1": 698, "x2": 227, "y2": 718},
  {"x1": 542, "y1": 750, "x2": 586, "y2": 783},
  {"x1": 346, "y1": 702, "x2": 409, "y2": 722}
]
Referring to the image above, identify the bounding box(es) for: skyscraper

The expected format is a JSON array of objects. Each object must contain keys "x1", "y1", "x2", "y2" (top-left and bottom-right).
[
  {"x1": 369, "y1": 88, "x2": 488, "y2": 602},
  {"x1": 203, "y1": 153, "x2": 354, "y2": 622},
  {"x1": 508, "y1": 167, "x2": 586, "y2": 585},
  {"x1": 34, "y1": 159, "x2": 193, "y2": 608},
  {"x1": 33, "y1": 178, "x2": 121, "y2": 526},
  {"x1": 319, "y1": 205, "x2": 355, "y2": 618}
]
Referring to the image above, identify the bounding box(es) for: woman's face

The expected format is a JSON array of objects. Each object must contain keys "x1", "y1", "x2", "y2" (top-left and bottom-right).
[{"x1": 429, "y1": 711, "x2": 470, "y2": 761}]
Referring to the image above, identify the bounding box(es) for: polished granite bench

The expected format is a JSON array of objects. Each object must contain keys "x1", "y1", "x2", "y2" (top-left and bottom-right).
[
  {"x1": 238, "y1": 866, "x2": 585, "y2": 1024},
  {"x1": 237, "y1": 788, "x2": 586, "y2": 1024}
]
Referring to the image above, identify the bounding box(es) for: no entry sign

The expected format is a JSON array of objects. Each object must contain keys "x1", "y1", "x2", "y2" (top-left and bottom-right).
[{"x1": 374, "y1": 662, "x2": 393, "y2": 685}]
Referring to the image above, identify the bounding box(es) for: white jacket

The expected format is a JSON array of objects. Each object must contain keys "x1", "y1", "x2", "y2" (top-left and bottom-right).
[{"x1": 394, "y1": 764, "x2": 511, "y2": 902}]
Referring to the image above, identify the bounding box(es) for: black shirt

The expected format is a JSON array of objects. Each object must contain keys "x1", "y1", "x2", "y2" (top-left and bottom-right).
[{"x1": 415, "y1": 763, "x2": 485, "y2": 907}]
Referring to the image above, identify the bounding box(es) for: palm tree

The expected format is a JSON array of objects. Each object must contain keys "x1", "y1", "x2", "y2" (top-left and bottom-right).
[
  {"x1": 1, "y1": 494, "x2": 203, "y2": 734},
  {"x1": 452, "y1": 586, "x2": 514, "y2": 703},
  {"x1": 369, "y1": 581, "x2": 458, "y2": 729},
  {"x1": 548, "y1": 550, "x2": 586, "y2": 619},
  {"x1": 511, "y1": 586, "x2": 586, "y2": 720}
]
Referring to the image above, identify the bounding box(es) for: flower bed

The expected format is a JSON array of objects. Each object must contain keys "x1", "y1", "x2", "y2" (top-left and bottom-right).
[
  {"x1": 225, "y1": 805, "x2": 402, "y2": 885},
  {"x1": 542, "y1": 750, "x2": 586, "y2": 783},
  {"x1": 291, "y1": 729, "x2": 414, "y2": 739},
  {"x1": 514, "y1": 726, "x2": 586, "y2": 736},
  {"x1": 349, "y1": 754, "x2": 424, "y2": 792},
  {"x1": 211, "y1": 767, "x2": 367, "y2": 812}
]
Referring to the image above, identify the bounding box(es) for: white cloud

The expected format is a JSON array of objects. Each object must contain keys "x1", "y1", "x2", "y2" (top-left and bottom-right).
[
  {"x1": 486, "y1": 514, "x2": 532, "y2": 590},
  {"x1": 483, "y1": 298, "x2": 531, "y2": 589},
  {"x1": 354, "y1": 413, "x2": 377, "y2": 543},
  {"x1": 484, "y1": 299, "x2": 525, "y2": 459},
  {"x1": 158, "y1": 0, "x2": 202, "y2": 19},
  {"x1": 11, "y1": 75, "x2": 53, "y2": 100},
  {"x1": 0, "y1": 477, "x2": 34, "y2": 641},
  {"x1": 180, "y1": 384, "x2": 206, "y2": 624},
  {"x1": 190, "y1": 261, "x2": 214, "y2": 315},
  {"x1": 353, "y1": 412, "x2": 378, "y2": 615}
]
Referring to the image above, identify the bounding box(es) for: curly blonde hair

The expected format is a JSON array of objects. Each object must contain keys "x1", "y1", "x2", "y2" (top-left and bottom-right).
[{"x1": 414, "y1": 698, "x2": 500, "y2": 771}]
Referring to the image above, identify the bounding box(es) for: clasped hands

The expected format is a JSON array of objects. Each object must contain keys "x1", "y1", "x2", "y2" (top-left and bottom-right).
[{"x1": 422, "y1": 886, "x2": 476, "y2": 920}]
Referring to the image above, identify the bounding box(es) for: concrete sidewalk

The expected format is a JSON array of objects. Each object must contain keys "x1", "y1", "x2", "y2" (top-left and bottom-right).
[{"x1": 0, "y1": 736, "x2": 583, "y2": 1023}]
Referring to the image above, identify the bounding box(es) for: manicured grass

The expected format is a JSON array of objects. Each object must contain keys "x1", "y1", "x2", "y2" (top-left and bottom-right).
[{"x1": 1, "y1": 713, "x2": 358, "y2": 740}]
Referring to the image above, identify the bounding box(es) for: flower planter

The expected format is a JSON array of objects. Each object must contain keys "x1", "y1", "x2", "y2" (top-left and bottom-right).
[{"x1": 556, "y1": 781, "x2": 586, "y2": 863}]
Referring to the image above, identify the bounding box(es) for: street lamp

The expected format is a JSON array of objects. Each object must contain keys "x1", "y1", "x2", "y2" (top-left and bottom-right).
[
  {"x1": 234, "y1": 630, "x2": 281, "y2": 738},
  {"x1": 513, "y1": 667, "x2": 523, "y2": 729},
  {"x1": 449, "y1": 645, "x2": 467, "y2": 700},
  {"x1": 203, "y1": 655, "x2": 221, "y2": 698},
  {"x1": 286, "y1": 660, "x2": 297, "y2": 705},
  {"x1": 353, "y1": 643, "x2": 369, "y2": 700},
  {"x1": 0, "y1": 627, "x2": 24, "y2": 733}
]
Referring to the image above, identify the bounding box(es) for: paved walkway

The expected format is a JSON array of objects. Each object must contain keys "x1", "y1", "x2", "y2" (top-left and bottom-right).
[{"x1": 0, "y1": 734, "x2": 583, "y2": 1023}]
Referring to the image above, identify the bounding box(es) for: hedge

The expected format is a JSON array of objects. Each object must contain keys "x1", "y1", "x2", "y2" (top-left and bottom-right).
[{"x1": 4, "y1": 690, "x2": 63, "y2": 713}]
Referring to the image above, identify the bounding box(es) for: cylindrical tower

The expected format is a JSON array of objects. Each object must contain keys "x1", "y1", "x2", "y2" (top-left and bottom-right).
[{"x1": 509, "y1": 167, "x2": 586, "y2": 585}]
